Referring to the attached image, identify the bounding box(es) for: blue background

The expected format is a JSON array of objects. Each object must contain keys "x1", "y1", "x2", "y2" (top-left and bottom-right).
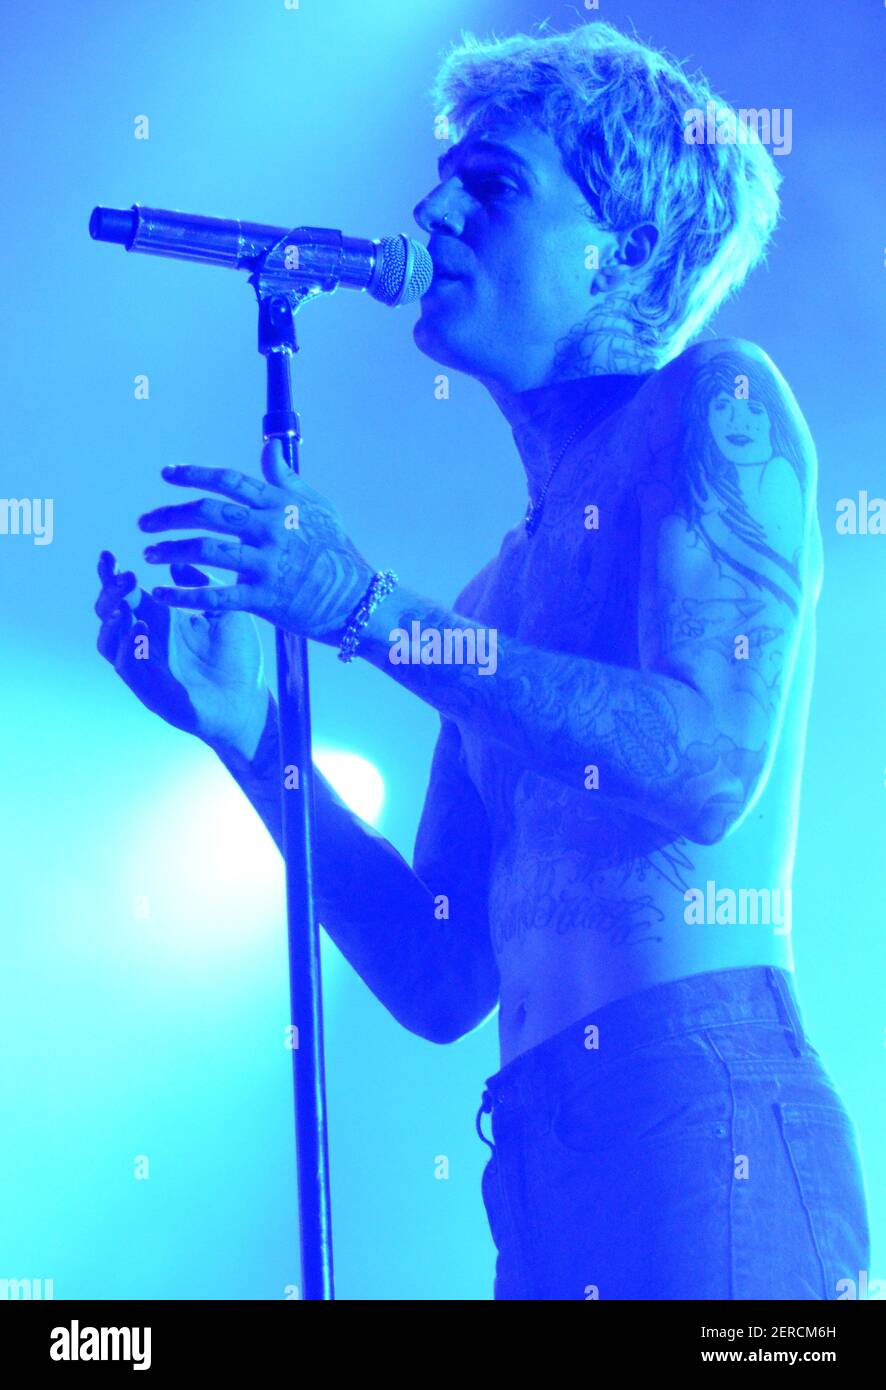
[{"x1": 1, "y1": 0, "x2": 884, "y2": 1299}]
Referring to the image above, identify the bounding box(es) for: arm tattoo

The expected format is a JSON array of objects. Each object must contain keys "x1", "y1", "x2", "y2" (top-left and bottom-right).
[
  {"x1": 360, "y1": 349, "x2": 811, "y2": 846},
  {"x1": 675, "y1": 350, "x2": 807, "y2": 615}
]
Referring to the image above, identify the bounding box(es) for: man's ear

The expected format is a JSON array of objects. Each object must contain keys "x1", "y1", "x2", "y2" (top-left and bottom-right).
[
  {"x1": 621, "y1": 222, "x2": 660, "y2": 269},
  {"x1": 590, "y1": 222, "x2": 660, "y2": 294}
]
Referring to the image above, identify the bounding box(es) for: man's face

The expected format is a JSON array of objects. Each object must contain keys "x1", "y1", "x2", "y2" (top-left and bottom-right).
[{"x1": 412, "y1": 121, "x2": 617, "y2": 391}]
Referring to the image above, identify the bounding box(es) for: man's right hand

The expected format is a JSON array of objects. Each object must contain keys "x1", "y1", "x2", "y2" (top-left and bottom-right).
[{"x1": 95, "y1": 549, "x2": 270, "y2": 760}]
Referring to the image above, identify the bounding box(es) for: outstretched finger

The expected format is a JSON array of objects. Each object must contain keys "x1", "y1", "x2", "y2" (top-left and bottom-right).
[
  {"x1": 150, "y1": 582, "x2": 253, "y2": 613},
  {"x1": 138, "y1": 498, "x2": 257, "y2": 540},
  {"x1": 144, "y1": 536, "x2": 263, "y2": 578},
  {"x1": 160, "y1": 464, "x2": 269, "y2": 507}
]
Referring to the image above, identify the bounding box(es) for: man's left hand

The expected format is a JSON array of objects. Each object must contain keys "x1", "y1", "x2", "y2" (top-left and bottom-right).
[{"x1": 139, "y1": 439, "x2": 375, "y2": 644}]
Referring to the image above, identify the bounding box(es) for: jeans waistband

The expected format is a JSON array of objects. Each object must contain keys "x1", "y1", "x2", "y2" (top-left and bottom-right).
[{"x1": 482, "y1": 966, "x2": 807, "y2": 1119}]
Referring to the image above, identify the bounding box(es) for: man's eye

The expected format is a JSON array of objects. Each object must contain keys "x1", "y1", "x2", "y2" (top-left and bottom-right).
[{"x1": 465, "y1": 173, "x2": 518, "y2": 200}]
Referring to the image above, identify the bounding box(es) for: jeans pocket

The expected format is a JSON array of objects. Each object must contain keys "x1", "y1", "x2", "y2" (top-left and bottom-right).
[
  {"x1": 776, "y1": 1101, "x2": 870, "y2": 1299},
  {"x1": 550, "y1": 1032, "x2": 727, "y2": 1155}
]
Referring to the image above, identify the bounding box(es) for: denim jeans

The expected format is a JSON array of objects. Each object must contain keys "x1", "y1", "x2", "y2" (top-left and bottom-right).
[{"x1": 477, "y1": 966, "x2": 870, "y2": 1300}]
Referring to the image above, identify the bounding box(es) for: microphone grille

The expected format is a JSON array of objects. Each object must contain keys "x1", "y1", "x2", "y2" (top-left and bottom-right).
[{"x1": 372, "y1": 235, "x2": 433, "y2": 307}]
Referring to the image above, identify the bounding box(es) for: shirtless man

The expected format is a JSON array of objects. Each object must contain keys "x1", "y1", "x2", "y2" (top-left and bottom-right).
[{"x1": 95, "y1": 24, "x2": 869, "y2": 1298}]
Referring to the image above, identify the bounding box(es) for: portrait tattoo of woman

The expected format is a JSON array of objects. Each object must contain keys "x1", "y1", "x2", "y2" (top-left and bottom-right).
[{"x1": 679, "y1": 352, "x2": 807, "y2": 614}]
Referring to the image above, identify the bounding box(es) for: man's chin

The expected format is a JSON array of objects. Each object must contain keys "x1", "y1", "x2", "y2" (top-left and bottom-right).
[{"x1": 413, "y1": 313, "x2": 479, "y2": 375}]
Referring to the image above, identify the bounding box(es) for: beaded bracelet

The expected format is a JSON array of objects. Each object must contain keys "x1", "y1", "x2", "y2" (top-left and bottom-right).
[{"x1": 338, "y1": 570, "x2": 399, "y2": 663}]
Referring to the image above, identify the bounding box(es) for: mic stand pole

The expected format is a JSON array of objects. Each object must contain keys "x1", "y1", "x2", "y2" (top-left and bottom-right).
[{"x1": 251, "y1": 252, "x2": 334, "y2": 1301}]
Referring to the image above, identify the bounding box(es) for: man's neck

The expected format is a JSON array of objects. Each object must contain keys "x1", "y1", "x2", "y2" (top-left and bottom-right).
[
  {"x1": 481, "y1": 298, "x2": 658, "y2": 494},
  {"x1": 487, "y1": 371, "x2": 653, "y2": 496}
]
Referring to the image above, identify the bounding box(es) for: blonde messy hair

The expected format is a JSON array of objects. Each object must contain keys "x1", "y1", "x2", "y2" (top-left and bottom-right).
[{"x1": 433, "y1": 22, "x2": 782, "y2": 362}]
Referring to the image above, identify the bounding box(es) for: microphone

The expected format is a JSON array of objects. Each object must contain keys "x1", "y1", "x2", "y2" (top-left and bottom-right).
[{"x1": 89, "y1": 204, "x2": 433, "y2": 307}]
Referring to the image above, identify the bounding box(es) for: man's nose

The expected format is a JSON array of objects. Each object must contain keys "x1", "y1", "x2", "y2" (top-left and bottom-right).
[{"x1": 413, "y1": 185, "x2": 465, "y2": 236}]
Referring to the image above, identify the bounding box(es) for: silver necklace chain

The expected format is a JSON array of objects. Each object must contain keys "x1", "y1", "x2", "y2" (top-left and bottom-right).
[{"x1": 524, "y1": 420, "x2": 586, "y2": 537}]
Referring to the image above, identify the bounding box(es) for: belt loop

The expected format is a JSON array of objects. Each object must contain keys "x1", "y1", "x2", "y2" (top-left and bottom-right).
[
  {"x1": 475, "y1": 1087, "x2": 495, "y2": 1153},
  {"x1": 766, "y1": 967, "x2": 805, "y2": 1057}
]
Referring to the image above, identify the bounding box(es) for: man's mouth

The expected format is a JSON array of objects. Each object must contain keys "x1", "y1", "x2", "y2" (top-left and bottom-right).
[
  {"x1": 427, "y1": 242, "x2": 471, "y2": 285},
  {"x1": 426, "y1": 269, "x2": 466, "y2": 297}
]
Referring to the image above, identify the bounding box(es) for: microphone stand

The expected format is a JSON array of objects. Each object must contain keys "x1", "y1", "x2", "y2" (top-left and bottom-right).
[
  {"x1": 90, "y1": 206, "x2": 429, "y2": 1303},
  {"x1": 251, "y1": 243, "x2": 334, "y2": 1301}
]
